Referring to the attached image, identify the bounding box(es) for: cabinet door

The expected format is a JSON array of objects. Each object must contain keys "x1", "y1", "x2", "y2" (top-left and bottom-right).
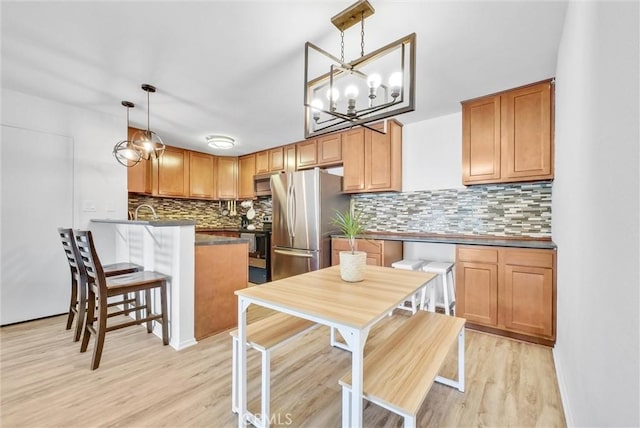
[
  {"x1": 456, "y1": 261, "x2": 498, "y2": 326},
  {"x1": 216, "y1": 156, "x2": 237, "y2": 199},
  {"x1": 269, "y1": 147, "x2": 285, "y2": 172},
  {"x1": 342, "y1": 128, "x2": 366, "y2": 192},
  {"x1": 317, "y1": 133, "x2": 342, "y2": 165},
  {"x1": 503, "y1": 264, "x2": 553, "y2": 337},
  {"x1": 238, "y1": 154, "x2": 256, "y2": 199},
  {"x1": 296, "y1": 140, "x2": 317, "y2": 169},
  {"x1": 255, "y1": 151, "x2": 269, "y2": 174},
  {"x1": 462, "y1": 95, "x2": 501, "y2": 184},
  {"x1": 157, "y1": 146, "x2": 189, "y2": 197},
  {"x1": 126, "y1": 127, "x2": 152, "y2": 194},
  {"x1": 501, "y1": 81, "x2": 553, "y2": 181},
  {"x1": 284, "y1": 144, "x2": 296, "y2": 172},
  {"x1": 189, "y1": 152, "x2": 215, "y2": 199},
  {"x1": 368, "y1": 121, "x2": 401, "y2": 192}
]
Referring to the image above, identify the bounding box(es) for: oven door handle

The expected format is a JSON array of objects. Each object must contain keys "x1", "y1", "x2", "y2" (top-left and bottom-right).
[{"x1": 274, "y1": 249, "x2": 313, "y2": 258}]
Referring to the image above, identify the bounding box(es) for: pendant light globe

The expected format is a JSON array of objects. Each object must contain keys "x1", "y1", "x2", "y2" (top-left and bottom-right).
[
  {"x1": 113, "y1": 101, "x2": 142, "y2": 167},
  {"x1": 131, "y1": 84, "x2": 165, "y2": 160}
]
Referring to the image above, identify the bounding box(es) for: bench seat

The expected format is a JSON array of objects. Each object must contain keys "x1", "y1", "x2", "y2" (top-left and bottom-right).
[
  {"x1": 230, "y1": 312, "x2": 316, "y2": 428},
  {"x1": 339, "y1": 311, "x2": 466, "y2": 428}
]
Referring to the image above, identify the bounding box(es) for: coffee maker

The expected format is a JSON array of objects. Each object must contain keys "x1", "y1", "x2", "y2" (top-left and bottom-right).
[{"x1": 241, "y1": 215, "x2": 249, "y2": 229}]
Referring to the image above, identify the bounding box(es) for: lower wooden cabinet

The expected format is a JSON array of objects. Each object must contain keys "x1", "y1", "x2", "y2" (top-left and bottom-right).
[
  {"x1": 194, "y1": 242, "x2": 248, "y2": 340},
  {"x1": 456, "y1": 245, "x2": 556, "y2": 345},
  {"x1": 331, "y1": 238, "x2": 402, "y2": 267}
]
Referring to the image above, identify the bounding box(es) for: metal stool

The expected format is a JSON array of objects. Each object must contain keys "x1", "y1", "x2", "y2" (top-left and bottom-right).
[{"x1": 422, "y1": 261, "x2": 455, "y2": 315}]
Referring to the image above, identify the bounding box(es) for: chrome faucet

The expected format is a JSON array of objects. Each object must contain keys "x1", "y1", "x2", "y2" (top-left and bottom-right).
[{"x1": 134, "y1": 204, "x2": 158, "y2": 220}]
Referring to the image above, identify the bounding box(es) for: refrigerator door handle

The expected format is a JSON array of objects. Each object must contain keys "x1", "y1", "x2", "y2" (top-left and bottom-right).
[
  {"x1": 274, "y1": 249, "x2": 313, "y2": 258},
  {"x1": 287, "y1": 177, "x2": 295, "y2": 239}
]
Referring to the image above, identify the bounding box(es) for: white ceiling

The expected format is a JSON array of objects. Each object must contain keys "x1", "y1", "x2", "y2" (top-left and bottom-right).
[{"x1": 1, "y1": 1, "x2": 567, "y2": 156}]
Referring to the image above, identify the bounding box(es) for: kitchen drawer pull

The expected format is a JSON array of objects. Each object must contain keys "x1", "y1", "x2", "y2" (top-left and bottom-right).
[{"x1": 274, "y1": 249, "x2": 313, "y2": 258}]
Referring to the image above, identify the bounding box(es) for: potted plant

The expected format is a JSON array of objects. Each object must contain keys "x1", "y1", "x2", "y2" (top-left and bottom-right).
[{"x1": 332, "y1": 208, "x2": 367, "y2": 282}]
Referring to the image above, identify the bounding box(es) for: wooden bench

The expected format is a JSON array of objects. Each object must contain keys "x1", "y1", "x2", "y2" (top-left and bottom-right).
[
  {"x1": 339, "y1": 311, "x2": 466, "y2": 428},
  {"x1": 230, "y1": 313, "x2": 317, "y2": 428}
]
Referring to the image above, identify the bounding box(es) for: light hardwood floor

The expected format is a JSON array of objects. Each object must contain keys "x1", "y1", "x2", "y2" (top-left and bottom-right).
[{"x1": 0, "y1": 307, "x2": 566, "y2": 427}]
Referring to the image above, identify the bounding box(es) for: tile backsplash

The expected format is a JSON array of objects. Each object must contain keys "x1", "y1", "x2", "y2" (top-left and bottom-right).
[
  {"x1": 129, "y1": 181, "x2": 551, "y2": 237},
  {"x1": 352, "y1": 182, "x2": 552, "y2": 238},
  {"x1": 128, "y1": 195, "x2": 272, "y2": 229}
]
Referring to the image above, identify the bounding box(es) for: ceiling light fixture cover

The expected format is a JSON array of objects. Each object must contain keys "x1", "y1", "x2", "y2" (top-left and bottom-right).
[
  {"x1": 131, "y1": 83, "x2": 166, "y2": 160},
  {"x1": 304, "y1": 0, "x2": 416, "y2": 138},
  {"x1": 206, "y1": 135, "x2": 235, "y2": 149},
  {"x1": 113, "y1": 101, "x2": 142, "y2": 167}
]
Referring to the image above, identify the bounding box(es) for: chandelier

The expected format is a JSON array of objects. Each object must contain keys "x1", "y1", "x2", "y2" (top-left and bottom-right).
[
  {"x1": 131, "y1": 84, "x2": 165, "y2": 160},
  {"x1": 112, "y1": 101, "x2": 142, "y2": 167},
  {"x1": 304, "y1": 0, "x2": 416, "y2": 138}
]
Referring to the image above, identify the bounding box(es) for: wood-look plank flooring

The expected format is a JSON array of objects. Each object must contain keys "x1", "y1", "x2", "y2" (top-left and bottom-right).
[{"x1": 1, "y1": 306, "x2": 566, "y2": 427}]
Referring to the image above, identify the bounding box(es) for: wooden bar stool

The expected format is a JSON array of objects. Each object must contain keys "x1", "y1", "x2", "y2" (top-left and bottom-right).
[
  {"x1": 422, "y1": 261, "x2": 456, "y2": 315},
  {"x1": 58, "y1": 228, "x2": 143, "y2": 342},
  {"x1": 74, "y1": 230, "x2": 170, "y2": 370}
]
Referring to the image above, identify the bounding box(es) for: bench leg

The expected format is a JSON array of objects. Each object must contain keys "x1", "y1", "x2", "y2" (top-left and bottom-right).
[
  {"x1": 341, "y1": 385, "x2": 351, "y2": 428},
  {"x1": 232, "y1": 336, "x2": 238, "y2": 414},
  {"x1": 434, "y1": 328, "x2": 465, "y2": 392},
  {"x1": 443, "y1": 272, "x2": 451, "y2": 316},
  {"x1": 261, "y1": 349, "x2": 271, "y2": 428}
]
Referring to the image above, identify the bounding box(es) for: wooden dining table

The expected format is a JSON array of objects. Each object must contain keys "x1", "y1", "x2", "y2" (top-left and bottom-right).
[{"x1": 235, "y1": 264, "x2": 437, "y2": 428}]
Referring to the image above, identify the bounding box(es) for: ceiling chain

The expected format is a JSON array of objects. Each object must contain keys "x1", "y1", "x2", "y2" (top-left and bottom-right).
[
  {"x1": 340, "y1": 30, "x2": 345, "y2": 63},
  {"x1": 360, "y1": 11, "x2": 365, "y2": 57}
]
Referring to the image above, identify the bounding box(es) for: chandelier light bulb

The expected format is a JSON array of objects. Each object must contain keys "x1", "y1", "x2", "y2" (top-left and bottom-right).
[
  {"x1": 326, "y1": 87, "x2": 339, "y2": 111},
  {"x1": 389, "y1": 72, "x2": 403, "y2": 99},
  {"x1": 366, "y1": 73, "x2": 382, "y2": 89},
  {"x1": 311, "y1": 99, "x2": 324, "y2": 122},
  {"x1": 345, "y1": 85, "x2": 359, "y2": 100}
]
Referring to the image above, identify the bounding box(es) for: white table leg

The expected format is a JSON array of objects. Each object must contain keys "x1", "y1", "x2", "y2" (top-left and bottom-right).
[
  {"x1": 337, "y1": 326, "x2": 369, "y2": 428},
  {"x1": 237, "y1": 297, "x2": 250, "y2": 428}
]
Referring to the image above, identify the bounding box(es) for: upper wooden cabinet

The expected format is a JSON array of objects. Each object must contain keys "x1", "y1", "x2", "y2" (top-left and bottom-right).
[
  {"x1": 238, "y1": 154, "x2": 256, "y2": 200},
  {"x1": 256, "y1": 147, "x2": 286, "y2": 174},
  {"x1": 156, "y1": 146, "x2": 190, "y2": 197},
  {"x1": 296, "y1": 133, "x2": 343, "y2": 170},
  {"x1": 216, "y1": 156, "x2": 237, "y2": 200},
  {"x1": 456, "y1": 245, "x2": 556, "y2": 346},
  {"x1": 342, "y1": 120, "x2": 402, "y2": 193},
  {"x1": 126, "y1": 127, "x2": 153, "y2": 194},
  {"x1": 284, "y1": 144, "x2": 296, "y2": 172},
  {"x1": 462, "y1": 79, "x2": 554, "y2": 185},
  {"x1": 189, "y1": 152, "x2": 215, "y2": 199}
]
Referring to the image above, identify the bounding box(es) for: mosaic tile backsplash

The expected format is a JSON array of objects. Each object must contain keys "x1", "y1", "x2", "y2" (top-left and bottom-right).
[
  {"x1": 128, "y1": 195, "x2": 272, "y2": 229},
  {"x1": 129, "y1": 181, "x2": 551, "y2": 237},
  {"x1": 352, "y1": 182, "x2": 552, "y2": 238}
]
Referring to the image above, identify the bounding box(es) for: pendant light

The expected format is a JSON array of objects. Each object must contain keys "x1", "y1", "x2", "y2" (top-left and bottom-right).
[
  {"x1": 131, "y1": 83, "x2": 165, "y2": 160},
  {"x1": 113, "y1": 101, "x2": 142, "y2": 167}
]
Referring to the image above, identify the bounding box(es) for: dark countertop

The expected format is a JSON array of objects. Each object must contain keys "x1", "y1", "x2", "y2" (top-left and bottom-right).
[
  {"x1": 195, "y1": 233, "x2": 250, "y2": 246},
  {"x1": 333, "y1": 231, "x2": 557, "y2": 250},
  {"x1": 92, "y1": 219, "x2": 196, "y2": 227}
]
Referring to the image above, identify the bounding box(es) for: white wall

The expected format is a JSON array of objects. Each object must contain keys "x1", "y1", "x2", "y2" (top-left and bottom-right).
[
  {"x1": 552, "y1": 2, "x2": 639, "y2": 426},
  {"x1": 1, "y1": 89, "x2": 128, "y2": 229},
  {"x1": 1, "y1": 89, "x2": 128, "y2": 267},
  {"x1": 402, "y1": 111, "x2": 463, "y2": 192}
]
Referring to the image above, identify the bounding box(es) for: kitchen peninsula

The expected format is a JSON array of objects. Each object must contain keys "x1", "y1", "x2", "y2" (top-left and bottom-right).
[{"x1": 90, "y1": 219, "x2": 249, "y2": 349}]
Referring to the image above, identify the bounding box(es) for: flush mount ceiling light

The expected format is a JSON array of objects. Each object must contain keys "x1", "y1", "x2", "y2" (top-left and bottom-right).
[
  {"x1": 304, "y1": 0, "x2": 416, "y2": 138},
  {"x1": 131, "y1": 83, "x2": 165, "y2": 160},
  {"x1": 113, "y1": 101, "x2": 142, "y2": 167},
  {"x1": 206, "y1": 135, "x2": 235, "y2": 150}
]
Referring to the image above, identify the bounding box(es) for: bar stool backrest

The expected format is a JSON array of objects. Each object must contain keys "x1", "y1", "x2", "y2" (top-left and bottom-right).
[{"x1": 74, "y1": 230, "x2": 107, "y2": 295}]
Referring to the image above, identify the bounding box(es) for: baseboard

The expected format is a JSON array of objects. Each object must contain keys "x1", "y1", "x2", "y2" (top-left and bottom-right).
[{"x1": 552, "y1": 348, "x2": 574, "y2": 426}]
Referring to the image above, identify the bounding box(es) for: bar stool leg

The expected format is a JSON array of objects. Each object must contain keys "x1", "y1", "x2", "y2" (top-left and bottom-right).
[
  {"x1": 443, "y1": 272, "x2": 450, "y2": 316},
  {"x1": 429, "y1": 281, "x2": 436, "y2": 312}
]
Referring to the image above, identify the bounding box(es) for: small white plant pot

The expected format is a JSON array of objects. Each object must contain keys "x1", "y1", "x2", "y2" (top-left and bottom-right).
[{"x1": 339, "y1": 251, "x2": 367, "y2": 282}]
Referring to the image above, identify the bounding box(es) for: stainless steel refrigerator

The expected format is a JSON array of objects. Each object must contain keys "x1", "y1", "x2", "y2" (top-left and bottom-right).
[{"x1": 270, "y1": 168, "x2": 349, "y2": 281}]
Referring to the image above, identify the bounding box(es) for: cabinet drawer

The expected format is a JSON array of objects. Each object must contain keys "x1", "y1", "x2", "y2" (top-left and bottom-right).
[
  {"x1": 457, "y1": 246, "x2": 498, "y2": 263},
  {"x1": 357, "y1": 239, "x2": 382, "y2": 254},
  {"x1": 332, "y1": 238, "x2": 351, "y2": 252},
  {"x1": 504, "y1": 249, "x2": 554, "y2": 268}
]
